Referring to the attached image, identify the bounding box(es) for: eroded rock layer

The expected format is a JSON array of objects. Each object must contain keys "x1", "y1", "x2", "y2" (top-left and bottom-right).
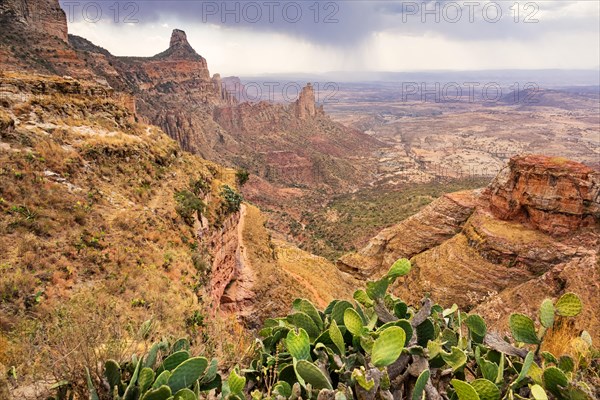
[{"x1": 340, "y1": 155, "x2": 600, "y2": 341}]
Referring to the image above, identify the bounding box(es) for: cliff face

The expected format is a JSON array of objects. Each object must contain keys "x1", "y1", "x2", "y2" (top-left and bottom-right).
[
  {"x1": 0, "y1": 0, "x2": 67, "y2": 42},
  {"x1": 66, "y1": 28, "x2": 375, "y2": 189},
  {"x1": 0, "y1": 0, "x2": 91, "y2": 77},
  {"x1": 293, "y1": 83, "x2": 323, "y2": 119},
  {"x1": 341, "y1": 155, "x2": 600, "y2": 341},
  {"x1": 489, "y1": 155, "x2": 599, "y2": 235}
]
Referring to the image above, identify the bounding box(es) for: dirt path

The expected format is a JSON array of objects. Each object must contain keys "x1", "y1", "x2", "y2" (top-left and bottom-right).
[
  {"x1": 280, "y1": 267, "x2": 327, "y2": 308},
  {"x1": 237, "y1": 204, "x2": 327, "y2": 308}
]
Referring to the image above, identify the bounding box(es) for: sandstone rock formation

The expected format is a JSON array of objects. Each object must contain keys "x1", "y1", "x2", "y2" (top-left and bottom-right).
[
  {"x1": 0, "y1": 0, "x2": 67, "y2": 42},
  {"x1": 340, "y1": 155, "x2": 600, "y2": 341},
  {"x1": 293, "y1": 83, "x2": 323, "y2": 119},
  {"x1": 338, "y1": 190, "x2": 481, "y2": 278},
  {"x1": 489, "y1": 155, "x2": 599, "y2": 236}
]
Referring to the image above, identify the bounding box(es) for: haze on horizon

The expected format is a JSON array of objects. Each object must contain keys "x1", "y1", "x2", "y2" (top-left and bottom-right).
[{"x1": 61, "y1": 0, "x2": 600, "y2": 77}]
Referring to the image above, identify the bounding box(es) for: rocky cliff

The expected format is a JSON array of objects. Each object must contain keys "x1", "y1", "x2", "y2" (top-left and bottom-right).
[
  {"x1": 0, "y1": 0, "x2": 67, "y2": 42},
  {"x1": 340, "y1": 155, "x2": 600, "y2": 341},
  {"x1": 489, "y1": 155, "x2": 599, "y2": 235},
  {"x1": 65, "y1": 28, "x2": 377, "y2": 190}
]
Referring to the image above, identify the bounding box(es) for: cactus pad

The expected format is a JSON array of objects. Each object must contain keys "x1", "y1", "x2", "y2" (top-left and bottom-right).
[
  {"x1": 539, "y1": 299, "x2": 555, "y2": 328},
  {"x1": 543, "y1": 366, "x2": 568, "y2": 397},
  {"x1": 294, "y1": 360, "x2": 332, "y2": 390},
  {"x1": 387, "y1": 258, "x2": 412, "y2": 279},
  {"x1": 555, "y1": 293, "x2": 582, "y2": 317},
  {"x1": 168, "y1": 357, "x2": 208, "y2": 393},
  {"x1": 285, "y1": 328, "x2": 311, "y2": 361},
  {"x1": 412, "y1": 370, "x2": 430, "y2": 400},
  {"x1": 104, "y1": 360, "x2": 121, "y2": 392},
  {"x1": 141, "y1": 385, "x2": 172, "y2": 400},
  {"x1": 509, "y1": 314, "x2": 540, "y2": 344},
  {"x1": 343, "y1": 307, "x2": 365, "y2": 336},
  {"x1": 372, "y1": 326, "x2": 406, "y2": 367}
]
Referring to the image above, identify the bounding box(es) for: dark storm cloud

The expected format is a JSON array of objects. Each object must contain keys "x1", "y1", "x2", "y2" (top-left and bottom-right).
[{"x1": 59, "y1": 1, "x2": 597, "y2": 46}]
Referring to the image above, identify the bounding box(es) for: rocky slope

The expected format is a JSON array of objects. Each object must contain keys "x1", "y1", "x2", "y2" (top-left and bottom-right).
[
  {"x1": 340, "y1": 155, "x2": 600, "y2": 341},
  {"x1": 1, "y1": 0, "x2": 380, "y2": 191},
  {"x1": 0, "y1": 72, "x2": 238, "y2": 390},
  {"x1": 0, "y1": 0, "x2": 384, "y2": 261},
  {"x1": 0, "y1": 71, "x2": 356, "y2": 396},
  {"x1": 0, "y1": 0, "x2": 67, "y2": 42}
]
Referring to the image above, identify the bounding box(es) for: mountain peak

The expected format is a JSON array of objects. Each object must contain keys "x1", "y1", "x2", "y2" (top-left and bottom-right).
[
  {"x1": 153, "y1": 28, "x2": 204, "y2": 61},
  {"x1": 294, "y1": 83, "x2": 322, "y2": 119},
  {"x1": 170, "y1": 29, "x2": 189, "y2": 48}
]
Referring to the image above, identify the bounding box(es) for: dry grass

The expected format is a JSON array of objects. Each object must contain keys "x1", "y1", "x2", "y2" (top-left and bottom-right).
[
  {"x1": 0, "y1": 73, "x2": 242, "y2": 396},
  {"x1": 242, "y1": 204, "x2": 356, "y2": 316}
]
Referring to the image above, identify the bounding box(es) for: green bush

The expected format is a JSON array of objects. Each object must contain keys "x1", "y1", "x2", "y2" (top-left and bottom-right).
[
  {"x1": 220, "y1": 185, "x2": 242, "y2": 215},
  {"x1": 236, "y1": 169, "x2": 250, "y2": 187},
  {"x1": 174, "y1": 190, "x2": 206, "y2": 226}
]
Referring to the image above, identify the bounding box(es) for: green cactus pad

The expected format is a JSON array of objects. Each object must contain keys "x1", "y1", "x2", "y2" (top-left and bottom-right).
[
  {"x1": 85, "y1": 367, "x2": 99, "y2": 400},
  {"x1": 171, "y1": 338, "x2": 190, "y2": 353},
  {"x1": 372, "y1": 326, "x2": 406, "y2": 367},
  {"x1": 396, "y1": 319, "x2": 413, "y2": 346},
  {"x1": 273, "y1": 381, "x2": 292, "y2": 398},
  {"x1": 287, "y1": 312, "x2": 320, "y2": 340},
  {"x1": 543, "y1": 366, "x2": 568, "y2": 397},
  {"x1": 343, "y1": 307, "x2": 365, "y2": 336},
  {"x1": 442, "y1": 347, "x2": 467, "y2": 372},
  {"x1": 479, "y1": 359, "x2": 499, "y2": 384},
  {"x1": 530, "y1": 384, "x2": 548, "y2": 400},
  {"x1": 104, "y1": 360, "x2": 121, "y2": 391},
  {"x1": 293, "y1": 299, "x2": 323, "y2": 331},
  {"x1": 452, "y1": 380, "x2": 480, "y2": 400},
  {"x1": 416, "y1": 318, "x2": 435, "y2": 347},
  {"x1": 294, "y1": 360, "x2": 332, "y2": 390},
  {"x1": 465, "y1": 315, "x2": 487, "y2": 337},
  {"x1": 227, "y1": 369, "x2": 246, "y2": 395},
  {"x1": 555, "y1": 293, "x2": 583, "y2": 317},
  {"x1": 124, "y1": 358, "x2": 142, "y2": 400},
  {"x1": 442, "y1": 328, "x2": 459, "y2": 348},
  {"x1": 139, "y1": 367, "x2": 156, "y2": 393},
  {"x1": 167, "y1": 357, "x2": 208, "y2": 393},
  {"x1": 173, "y1": 388, "x2": 196, "y2": 400},
  {"x1": 200, "y1": 358, "x2": 218, "y2": 384},
  {"x1": 145, "y1": 342, "x2": 166, "y2": 369},
  {"x1": 558, "y1": 355, "x2": 575, "y2": 373},
  {"x1": 541, "y1": 351, "x2": 558, "y2": 364},
  {"x1": 153, "y1": 371, "x2": 172, "y2": 389},
  {"x1": 387, "y1": 258, "x2": 412, "y2": 279},
  {"x1": 353, "y1": 290, "x2": 374, "y2": 307},
  {"x1": 329, "y1": 320, "x2": 345, "y2": 355},
  {"x1": 412, "y1": 369, "x2": 430, "y2": 400},
  {"x1": 514, "y1": 351, "x2": 534, "y2": 386},
  {"x1": 539, "y1": 299, "x2": 555, "y2": 328},
  {"x1": 285, "y1": 328, "x2": 311, "y2": 361},
  {"x1": 366, "y1": 277, "x2": 390, "y2": 300},
  {"x1": 331, "y1": 301, "x2": 353, "y2": 325},
  {"x1": 141, "y1": 385, "x2": 172, "y2": 400},
  {"x1": 394, "y1": 302, "x2": 408, "y2": 319},
  {"x1": 159, "y1": 351, "x2": 190, "y2": 373},
  {"x1": 471, "y1": 379, "x2": 500, "y2": 400},
  {"x1": 509, "y1": 314, "x2": 540, "y2": 344}
]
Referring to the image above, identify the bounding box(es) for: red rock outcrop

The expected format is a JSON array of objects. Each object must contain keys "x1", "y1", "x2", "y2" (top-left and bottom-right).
[
  {"x1": 293, "y1": 83, "x2": 323, "y2": 119},
  {"x1": 341, "y1": 155, "x2": 600, "y2": 341},
  {"x1": 488, "y1": 155, "x2": 599, "y2": 236},
  {"x1": 0, "y1": 0, "x2": 67, "y2": 42}
]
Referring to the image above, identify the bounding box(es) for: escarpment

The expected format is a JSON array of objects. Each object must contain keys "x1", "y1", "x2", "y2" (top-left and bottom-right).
[
  {"x1": 0, "y1": 0, "x2": 68, "y2": 43},
  {"x1": 340, "y1": 155, "x2": 600, "y2": 341}
]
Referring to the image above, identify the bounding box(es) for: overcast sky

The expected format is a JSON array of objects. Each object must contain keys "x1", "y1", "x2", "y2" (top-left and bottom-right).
[{"x1": 60, "y1": 1, "x2": 600, "y2": 76}]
